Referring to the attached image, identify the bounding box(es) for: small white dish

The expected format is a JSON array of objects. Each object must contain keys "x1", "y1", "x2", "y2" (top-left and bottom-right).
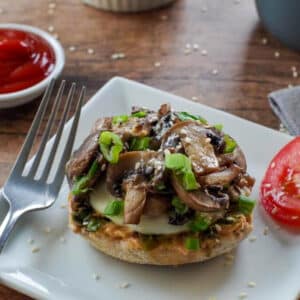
[
  {"x1": 0, "y1": 77, "x2": 299, "y2": 300},
  {"x1": 0, "y1": 23, "x2": 65, "y2": 109}
]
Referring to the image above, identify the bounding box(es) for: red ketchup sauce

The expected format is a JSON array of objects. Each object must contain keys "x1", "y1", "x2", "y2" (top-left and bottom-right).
[{"x1": 0, "y1": 29, "x2": 55, "y2": 94}]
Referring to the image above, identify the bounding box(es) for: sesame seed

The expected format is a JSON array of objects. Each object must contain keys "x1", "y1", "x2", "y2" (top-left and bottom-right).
[
  {"x1": 263, "y1": 226, "x2": 269, "y2": 235},
  {"x1": 27, "y1": 238, "x2": 34, "y2": 245},
  {"x1": 248, "y1": 236, "x2": 256, "y2": 242},
  {"x1": 154, "y1": 62, "x2": 161, "y2": 67},
  {"x1": 119, "y1": 282, "x2": 130, "y2": 289},
  {"x1": 264, "y1": 183, "x2": 271, "y2": 188},
  {"x1": 48, "y1": 25, "x2": 54, "y2": 33},
  {"x1": 59, "y1": 236, "x2": 66, "y2": 243},
  {"x1": 60, "y1": 204, "x2": 67, "y2": 209},
  {"x1": 160, "y1": 15, "x2": 168, "y2": 21},
  {"x1": 184, "y1": 49, "x2": 191, "y2": 55},
  {"x1": 192, "y1": 96, "x2": 198, "y2": 100},
  {"x1": 185, "y1": 43, "x2": 191, "y2": 49},
  {"x1": 239, "y1": 292, "x2": 248, "y2": 299},
  {"x1": 31, "y1": 247, "x2": 40, "y2": 253},
  {"x1": 215, "y1": 224, "x2": 222, "y2": 232},
  {"x1": 69, "y1": 46, "x2": 76, "y2": 52},
  {"x1": 135, "y1": 162, "x2": 141, "y2": 170},
  {"x1": 101, "y1": 164, "x2": 106, "y2": 171},
  {"x1": 185, "y1": 137, "x2": 192, "y2": 143},
  {"x1": 212, "y1": 69, "x2": 219, "y2": 75},
  {"x1": 291, "y1": 216, "x2": 299, "y2": 220},
  {"x1": 205, "y1": 137, "x2": 211, "y2": 143},
  {"x1": 164, "y1": 149, "x2": 171, "y2": 156},
  {"x1": 261, "y1": 38, "x2": 268, "y2": 45},
  {"x1": 87, "y1": 48, "x2": 94, "y2": 55},
  {"x1": 180, "y1": 129, "x2": 188, "y2": 135},
  {"x1": 291, "y1": 66, "x2": 297, "y2": 72},
  {"x1": 111, "y1": 53, "x2": 126, "y2": 60},
  {"x1": 48, "y1": 3, "x2": 56, "y2": 9},
  {"x1": 201, "y1": 49, "x2": 208, "y2": 56},
  {"x1": 44, "y1": 226, "x2": 52, "y2": 233},
  {"x1": 92, "y1": 273, "x2": 101, "y2": 280},
  {"x1": 193, "y1": 44, "x2": 199, "y2": 51},
  {"x1": 247, "y1": 281, "x2": 256, "y2": 288},
  {"x1": 274, "y1": 51, "x2": 280, "y2": 58},
  {"x1": 293, "y1": 71, "x2": 298, "y2": 78},
  {"x1": 270, "y1": 162, "x2": 276, "y2": 169},
  {"x1": 201, "y1": 6, "x2": 207, "y2": 12}
]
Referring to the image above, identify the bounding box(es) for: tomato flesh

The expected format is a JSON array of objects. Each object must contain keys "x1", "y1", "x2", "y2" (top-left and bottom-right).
[{"x1": 260, "y1": 137, "x2": 300, "y2": 227}]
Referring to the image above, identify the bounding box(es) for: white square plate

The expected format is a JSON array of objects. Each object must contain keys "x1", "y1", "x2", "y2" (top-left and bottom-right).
[{"x1": 0, "y1": 77, "x2": 299, "y2": 300}]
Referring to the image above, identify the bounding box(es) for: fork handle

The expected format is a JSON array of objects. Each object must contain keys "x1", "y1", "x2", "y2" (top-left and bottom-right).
[{"x1": 0, "y1": 206, "x2": 23, "y2": 254}]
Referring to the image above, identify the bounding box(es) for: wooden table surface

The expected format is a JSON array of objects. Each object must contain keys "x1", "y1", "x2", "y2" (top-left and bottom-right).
[{"x1": 0, "y1": 0, "x2": 299, "y2": 299}]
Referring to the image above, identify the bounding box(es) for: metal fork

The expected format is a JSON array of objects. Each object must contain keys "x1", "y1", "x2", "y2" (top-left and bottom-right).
[{"x1": 0, "y1": 80, "x2": 85, "y2": 253}]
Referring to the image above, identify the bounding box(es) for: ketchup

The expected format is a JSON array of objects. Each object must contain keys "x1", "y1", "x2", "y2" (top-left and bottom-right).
[{"x1": 0, "y1": 29, "x2": 55, "y2": 94}]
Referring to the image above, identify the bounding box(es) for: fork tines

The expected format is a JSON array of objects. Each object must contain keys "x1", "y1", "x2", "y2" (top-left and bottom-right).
[{"x1": 9, "y1": 80, "x2": 85, "y2": 186}]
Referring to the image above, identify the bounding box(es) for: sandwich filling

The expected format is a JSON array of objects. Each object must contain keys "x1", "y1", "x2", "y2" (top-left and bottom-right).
[{"x1": 66, "y1": 104, "x2": 255, "y2": 251}]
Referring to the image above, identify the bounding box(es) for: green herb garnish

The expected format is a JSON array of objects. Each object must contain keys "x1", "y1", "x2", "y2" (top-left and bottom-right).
[
  {"x1": 177, "y1": 111, "x2": 208, "y2": 125},
  {"x1": 99, "y1": 131, "x2": 123, "y2": 164},
  {"x1": 112, "y1": 115, "x2": 129, "y2": 125},
  {"x1": 72, "y1": 160, "x2": 99, "y2": 195},
  {"x1": 86, "y1": 217, "x2": 102, "y2": 232},
  {"x1": 223, "y1": 134, "x2": 237, "y2": 153},
  {"x1": 132, "y1": 111, "x2": 147, "y2": 118},
  {"x1": 172, "y1": 196, "x2": 188, "y2": 214},
  {"x1": 130, "y1": 137, "x2": 151, "y2": 151},
  {"x1": 214, "y1": 124, "x2": 223, "y2": 132},
  {"x1": 185, "y1": 236, "x2": 200, "y2": 251},
  {"x1": 165, "y1": 153, "x2": 199, "y2": 190},
  {"x1": 104, "y1": 200, "x2": 124, "y2": 216},
  {"x1": 238, "y1": 195, "x2": 256, "y2": 215},
  {"x1": 189, "y1": 214, "x2": 211, "y2": 232}
]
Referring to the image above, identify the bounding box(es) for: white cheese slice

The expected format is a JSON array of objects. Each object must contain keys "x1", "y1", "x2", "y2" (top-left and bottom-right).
[{"x1": 89, "y1": 181, "x2": 189, "y2": 235}]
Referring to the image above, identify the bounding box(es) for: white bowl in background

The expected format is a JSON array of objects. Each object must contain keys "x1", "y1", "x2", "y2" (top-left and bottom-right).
[{"x1": 0, "y1": 23, "x2": 65, "y2": 109}]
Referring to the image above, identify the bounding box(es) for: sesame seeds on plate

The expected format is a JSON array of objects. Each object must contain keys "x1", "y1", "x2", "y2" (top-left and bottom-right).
[
  {"x1": 48, "y1": 25, "x2": 54, "y2": 33},
  {"x1": 59, "y1": 236, "x2": 66, "y2": 243},
  {"x1": 111, "y1": 53, "x2": 126, "y2": 60},
  {"x1": 154, "y1": 62, "x2": 161, "y2": 67},
  {"x1": 201, "y1": 49, "x2": 208, "y2": 56},
  {"x1": 239, "y1": 292, "x2": 248, "y2": 299},
  {"x1": 118, "y1": 282, "x2": 130, "y2": 289},
  {"x1": 27, "y1": 238, "x2": 34, "y2": 245},
  {"x1": 247, "y1": 281, "x2": 256, "y2": 288},
  {"x1": 274, "y1": 51, "x2": 280, "y2": 58},
  {"x1": 92, "y1": 273, "x2": 101, "y2": 281},
  {"x1": 248, "y1": 235, "x2": 256, "y2": 242},
  {"x1": 48, "y1": 2, "x2": 56, "y2": 9},
  {"x1": 263, "y1": 226, "x2": 269, "y2": 236},
  {"x1": 212, "y1": 69, "x2": 219, "y2": 75},
  {"x1": 31, "y1": 247, "x2": 40, "y2": 253},
  {"x1": 261, "y1": 38, "x2": 268, "y2": 45}
]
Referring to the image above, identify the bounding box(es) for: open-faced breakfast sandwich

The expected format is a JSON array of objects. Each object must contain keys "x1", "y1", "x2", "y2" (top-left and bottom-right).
[{"x1": 66, "y1": 103, "x2": 255, "y2": 265}]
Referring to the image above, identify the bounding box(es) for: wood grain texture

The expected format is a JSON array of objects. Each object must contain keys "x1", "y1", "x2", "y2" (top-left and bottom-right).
[{"x1": 0, "y1": 0, "x2": 299, "y2": 298}]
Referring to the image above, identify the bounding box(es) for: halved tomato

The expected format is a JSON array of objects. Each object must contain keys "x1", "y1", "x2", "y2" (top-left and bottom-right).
[{"x1": 260, "y1": 137, "x2": 300, "y2": 227}]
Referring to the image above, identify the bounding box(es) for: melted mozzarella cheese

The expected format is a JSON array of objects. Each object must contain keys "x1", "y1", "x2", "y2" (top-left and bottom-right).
[{"x1": 90, "y1": 182, "x2": 188, "y2": 235}]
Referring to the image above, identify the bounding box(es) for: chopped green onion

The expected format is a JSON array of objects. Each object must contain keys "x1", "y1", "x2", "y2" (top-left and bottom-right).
[
  {"x1": 112, "y1": 115, "x2": 129, "y2": 125},
  {"x1": 165, "y1": 153, "x2": 200, "y2": 191},
  {"x1": 185, "y1": 236, "x2": 200, "y2": 251},
  {"x1": 177, "y1": 111, "x2": 208, "y2": 125},
  {"x1": 86, "y1": 217, "x2": 102, "y2": 232},
  {"x1": 132, "y1": 111, "x2": 147, "y2": 118},
  {"x1": 214, "y1": 124, "x2": 223, "y2": 132},
  {"x1": 72, "y1": 160, "x2": 99, "y2": 195},
  {"x1": 172, "y1": 196, "x2": 188, "y2": 214},
  {"x1": 99, "y1": 131, "x2": 123, "y2": 164},
  {"x1": 165, "y1": 153, "x2": 191, "y2": 171},
  {"x1": 130, "y1": 137, "x2": 151, "y2": 151},
  {"x1": 182, "y1": 171, "x2": 199, "y2": 190},
  {"x1": 223, "y1": 134, "x2": 237, "y2": 153},
  {"x1": 189, "y1": 214, "x2": 211, "y2": 232},
  {"x1": 104, "y1": 200, "x2": 124, "y2": 216},
  {"x1": 155, "y1": 183, "x2": 166, "y2": 191},
  {"x1": 238, "y1": 195, "x2": 256, "y2": 215}
]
